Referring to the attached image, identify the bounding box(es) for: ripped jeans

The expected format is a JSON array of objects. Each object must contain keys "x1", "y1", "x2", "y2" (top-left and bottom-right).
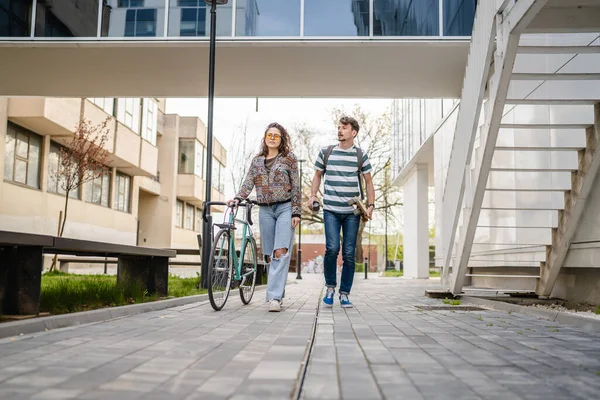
[{"x1": 259, "y1": 201, "x2": 295, "y2": 302}]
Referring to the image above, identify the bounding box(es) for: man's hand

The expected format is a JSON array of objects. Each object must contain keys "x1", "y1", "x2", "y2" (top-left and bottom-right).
[
  {"x1": 307, "y1": 195, "x2": 318, "y2": 206},
  {"x1": 292, "y1": 217, "x2": 301, "y2": 228},
  {"x1": 367, "y1": 205, "x2": 374, "y2": 219}
]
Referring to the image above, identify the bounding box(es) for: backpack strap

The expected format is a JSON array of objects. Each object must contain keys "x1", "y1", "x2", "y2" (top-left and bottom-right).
[
  {"x1": 356, "y1": 147, "x2": 365, "y2": 200},
  {"x1": 322, "y1": 145, "x2": 336, "y2": 174}
]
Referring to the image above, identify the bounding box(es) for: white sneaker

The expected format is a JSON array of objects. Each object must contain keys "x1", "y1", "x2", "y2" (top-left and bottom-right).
[{"x1": 269, "y1": 299, "x2": 281, "y2": 312}]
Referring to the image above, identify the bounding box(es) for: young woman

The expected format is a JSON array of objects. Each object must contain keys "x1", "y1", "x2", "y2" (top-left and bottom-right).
[{"x1": 228, "y1": 122, "x2": 301, "y2": 312}]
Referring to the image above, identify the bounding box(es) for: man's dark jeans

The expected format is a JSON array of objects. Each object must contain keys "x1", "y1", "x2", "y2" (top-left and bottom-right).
[{"x1": 323, "y1": 210, "x2": 361, "y2": 295}]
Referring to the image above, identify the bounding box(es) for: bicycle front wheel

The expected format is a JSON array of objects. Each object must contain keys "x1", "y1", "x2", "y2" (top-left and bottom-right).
[
  {"x1": 239, "y1": 236, "x2": 258, "y2": 305},
  {"x1": 208, "y1": 229, "x2": 233, "y2": 311}
]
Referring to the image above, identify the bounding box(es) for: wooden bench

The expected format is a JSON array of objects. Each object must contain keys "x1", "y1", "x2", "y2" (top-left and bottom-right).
[
  {"x1": 0, "y1": 231, "x2": 55, "y2": 315},
  {"x1": 0, "y1": 231, "x2": 176, "y2": 315}
]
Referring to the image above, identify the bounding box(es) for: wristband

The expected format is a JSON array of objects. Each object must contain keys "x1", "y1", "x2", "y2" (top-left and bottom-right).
[{"x1": 368, "y1": 204, "x2": 375, "y2": 209}]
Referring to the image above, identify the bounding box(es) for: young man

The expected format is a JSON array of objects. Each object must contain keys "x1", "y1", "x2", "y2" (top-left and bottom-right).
[{"x1": 308, "y1": 116, "x2": 375, "y2": 308}]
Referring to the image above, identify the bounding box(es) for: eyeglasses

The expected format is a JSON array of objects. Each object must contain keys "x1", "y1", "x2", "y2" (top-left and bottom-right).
[{"x1": 265, "y1": 133, "x2": 282, "y2": 140}]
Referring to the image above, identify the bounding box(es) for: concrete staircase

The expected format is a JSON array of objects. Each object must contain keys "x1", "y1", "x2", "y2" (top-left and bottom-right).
[{"x1": 442, "y1": 0, "x2": 600, "y2": 296}]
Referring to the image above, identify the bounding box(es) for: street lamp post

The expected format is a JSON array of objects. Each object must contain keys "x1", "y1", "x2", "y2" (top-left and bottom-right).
[
  {"x1": 296, "y1": 159, "x2": 305, "y2": 280},
  {"x1": 201, "y1": 0, "x2": 228, "y2": 289}
]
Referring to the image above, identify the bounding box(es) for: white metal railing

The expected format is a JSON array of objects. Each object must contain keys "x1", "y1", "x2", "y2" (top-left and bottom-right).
[{"x1": 440, "y1": 0, "x2": 506, "y2": 284}]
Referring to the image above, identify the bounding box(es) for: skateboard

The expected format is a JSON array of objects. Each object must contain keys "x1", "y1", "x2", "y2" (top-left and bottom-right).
[{"x1": 348, "y1": 197, "x2": 371, "y2": 222}]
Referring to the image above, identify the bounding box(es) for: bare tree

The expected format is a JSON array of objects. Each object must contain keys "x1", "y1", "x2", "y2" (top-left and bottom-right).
[
  {"x1": 48, "y1": 118, "x2": 111, "y2": 271},
  {"x1": 292, "y1": 105, "x2": 403, "y2": 262},
  {"x1": 228, "y1": 119, "x2": 256, "y2": 195}
]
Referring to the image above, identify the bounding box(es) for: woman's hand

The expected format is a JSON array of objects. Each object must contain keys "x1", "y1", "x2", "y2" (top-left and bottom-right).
[
  {"x1": 292, "y1": 217, "x2": 301, "y2": 228},
  {"x1": 226, "y1": 199, "x2": 239, "y2": 207}
]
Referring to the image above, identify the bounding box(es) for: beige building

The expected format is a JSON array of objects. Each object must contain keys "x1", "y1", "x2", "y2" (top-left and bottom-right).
[{"x1": 0, "y1": 97, "x2": 226, "y2": 253}]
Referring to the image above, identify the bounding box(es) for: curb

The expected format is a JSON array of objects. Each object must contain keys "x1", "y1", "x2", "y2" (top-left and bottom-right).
[
  {"x1": 461, "y1": 296, "x2": 600, "y2": 331},
  {"x1": 0, "y1": 286, "x2": 266, "y2": 339}
]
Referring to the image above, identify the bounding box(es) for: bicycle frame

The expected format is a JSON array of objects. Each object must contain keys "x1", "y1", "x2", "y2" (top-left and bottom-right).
[{"x1": 216, "y1": 205, "x2": 255, "y2": 282}]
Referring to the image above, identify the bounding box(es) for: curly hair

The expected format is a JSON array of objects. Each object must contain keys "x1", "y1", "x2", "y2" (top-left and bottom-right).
[
  {"x1": 258, "y1": 122, "x2": 292, "y2": 157},
  {"x1": 339, "y1": 115, "x2": 360, "y2": 133}
]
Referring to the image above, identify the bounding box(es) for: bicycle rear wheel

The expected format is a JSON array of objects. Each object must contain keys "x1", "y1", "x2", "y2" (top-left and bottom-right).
[
  {"x1": 239, "y1": 236, "x2": 258, "y2": 305},
  {"x1": 208, "y1": 229, "x2": 233, "y2": 311}
]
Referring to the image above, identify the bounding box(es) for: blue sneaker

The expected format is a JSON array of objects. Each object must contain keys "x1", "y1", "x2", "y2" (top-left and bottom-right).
[
  {"x1": 322, "y1": 288, "x2": 334, "y2": 307},
  {"x1": 339, "y1": 294, "x2": 353, "y2": 308}
]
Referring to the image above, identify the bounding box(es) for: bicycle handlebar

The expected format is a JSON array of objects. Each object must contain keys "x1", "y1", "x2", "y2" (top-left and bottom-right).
[{"x1": 202, "y1": 199, "x2": 257, "y2": 225}]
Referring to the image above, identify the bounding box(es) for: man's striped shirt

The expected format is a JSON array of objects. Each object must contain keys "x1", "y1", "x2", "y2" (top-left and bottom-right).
[{"x1": 315, "y1": 145, "x2": 372, "y2": 214}]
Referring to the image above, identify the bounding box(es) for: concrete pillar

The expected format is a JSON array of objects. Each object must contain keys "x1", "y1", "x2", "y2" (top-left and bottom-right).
[{"x1": 403, "y1": 164, "x2": 429, "y2": 279}]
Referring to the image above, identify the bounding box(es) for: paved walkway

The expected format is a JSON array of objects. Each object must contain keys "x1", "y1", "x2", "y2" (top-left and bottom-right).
[{"x1": 0, "y1": 275, "x2": 599, "y2": 399}]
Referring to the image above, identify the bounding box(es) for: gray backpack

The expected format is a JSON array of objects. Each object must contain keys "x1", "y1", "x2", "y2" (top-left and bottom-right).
[{"x1": 322, "y1": 145, "x2": 365, "y2": 200}]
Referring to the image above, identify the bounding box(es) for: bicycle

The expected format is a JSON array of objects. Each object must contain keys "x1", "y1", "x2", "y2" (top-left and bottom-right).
[{"x1": 202, "y1": 200, "x2": 258, "y2": 311}]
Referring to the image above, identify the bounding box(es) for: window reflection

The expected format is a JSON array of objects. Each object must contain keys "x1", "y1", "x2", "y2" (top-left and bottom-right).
[
  {"x1": 167, "y1": 0, "x2": 232, "y2": 37},
  {"x1": 304, "y1": 0, "x2": 368, "y2": 36},
  {"x1": 0, "y1": 0, "x2": 33, "y2": 37},
  {"x1": 102, "y1": 0, "x2": 165, "y2": 38},
  {"x1": 373, "y1": 0, "x2": 439, "y2": 36},
  {"x1": 34, "y1": 0, "x2": 99, "y2": 37},
  {"x1": 235, "y1": 0, "x2": 300, "y2": 37},
  {"x1": 444, "y1": 0, "x2": 476, "y2": 36}
]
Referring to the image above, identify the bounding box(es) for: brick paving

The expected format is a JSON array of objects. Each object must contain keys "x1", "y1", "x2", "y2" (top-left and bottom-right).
[{"x1": 0, "y1": 275, "x2": 599, "y2": 399}]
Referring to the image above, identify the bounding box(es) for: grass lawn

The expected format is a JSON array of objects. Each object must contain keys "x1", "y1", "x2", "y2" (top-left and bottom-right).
[
  {"x1": 382, "y1": 270, "x2": 441, "y2": 278},
  {"x1": 40, "y1": 271, "x2": 207, "y2": 315}
]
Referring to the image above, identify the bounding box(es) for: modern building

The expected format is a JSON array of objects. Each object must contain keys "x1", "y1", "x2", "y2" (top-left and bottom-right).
[
  {"x1": 393, "y1": 1, "x2": 600, "y2": 304},
  {"x1": 0, "y1": 97, "x2": 227, "y2": 257},
  {"x1": 0, "y1": 1, "x2": 477, "y2": 98}
]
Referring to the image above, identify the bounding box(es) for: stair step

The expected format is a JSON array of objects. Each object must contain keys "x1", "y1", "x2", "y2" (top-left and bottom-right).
[
  {"x1": 495, "y1": 146, "x2": 583, "y2": 151},
  {"x1": 505, "y1": 99, "x2": 599, "y2": 105},
  {"x1": 488, "y1": 170, "x2": 571, "y2": 186},
  {"x1": 511, "y1": 73, "x2": 600, "y2": 81},
  {"x1": 466, "y1": 274, "x2": 540, "y2": 278},
  {"x1": 462, "y1": 287, "x2": 535, "y2": 293},
  {"x1": 468, "y1": 261, "x2": 543, "y2": 267},
  {"x1": 500, "y1": 123, "x2": 592, "y2": 129},
  {"x1": 517, "y1": 46, "x2": 600, "y2": 54},
  {"x1": 497, "y1": 127, "x2": 587, "y2": 149},
  {"x1": 482, "y1": 190, "x2": 565, "y2": 210}
]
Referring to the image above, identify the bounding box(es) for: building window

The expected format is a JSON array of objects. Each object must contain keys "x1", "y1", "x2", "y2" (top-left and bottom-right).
[
  {"x1": 125, "y1": 8, "x2": 157, "y2": 37},
  {"x1": 176, "y1": 199, "x2": 184, "y2": 228},
  {"x1": 373, "y1": 0, "x2": 440, "y2": 36},
  {"x1": 141, "y1": 98, "x2": 157, "y2": 145},
  {"x1": 0, "y1": 0, "x2": 33, "y2": 37},
  {"x1": 444, "y1": 0, "x2": 477, "y2": 36},
  {"x1": 4, "y1": 123, "x2": 41, "y2": 189},
  {"x1": 184, "y1": 203, "x2": 194, "y2": 230},
  {"x1": 84, "y1": 170, "x2": 111, "y2": 207},
  {"x1": 168, "y1": 0, "x2": 232, "y2": 37},
  {"x1": 180, "y1": 6, "x2": 206, "y2": 36},
  {"x1": 195, "y1": 141, "x2": 204, "y2": 178},
  {"x1": 89, "y1": 98, "x2": 115, "y2": 116},
  {"x1": 117, "y1": 98, "x2": 141, "y2": 133},
  {"x1": 114, "y1": 172, "x2": 131, "y2": 212},
  {"x1": 235, "y1": 0, "x2": 301, "y2": 37},
  {"x1": 179, "y1": 140, "x2": 194, "y2": 174},
  {"x1": 212, "y1": 157, "x2": 224, "y2": 193},
  {"x1": 119, "y1": 0, "x2": 144, "y2": 8},
  {"x1": 304, "y1": 0, "x2": 369, "y2": 36},
  {"x1": 195, "y1": 206, "x2": 202, "y2": 232},
  {"x1": 47, "y1": 142, "x2": 80, "y2": 199},
  {"x1": 179, "y1": 139, "x2": 205, "y2": 177}
]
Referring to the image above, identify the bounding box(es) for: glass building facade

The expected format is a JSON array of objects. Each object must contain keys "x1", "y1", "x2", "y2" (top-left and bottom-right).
[
  {"x1": 391, "y1": 98, "x2": 457, "y2": 178},
  {"x1": 1, "y1": 0, "x2": 476, "y2": 39}
]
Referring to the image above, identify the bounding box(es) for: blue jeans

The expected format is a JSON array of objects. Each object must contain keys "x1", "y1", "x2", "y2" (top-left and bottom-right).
[
  {"x1": 324, "y1": 210, "x2": 360, "y2": 295},
  {"x1": 259, "y1": 202, "x2": 294, "y2": 302}
]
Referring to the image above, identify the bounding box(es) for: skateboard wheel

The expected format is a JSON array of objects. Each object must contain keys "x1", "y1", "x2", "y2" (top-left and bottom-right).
[{"x1": 353, "y1": 209, "x2": 361, "y2": 216}]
